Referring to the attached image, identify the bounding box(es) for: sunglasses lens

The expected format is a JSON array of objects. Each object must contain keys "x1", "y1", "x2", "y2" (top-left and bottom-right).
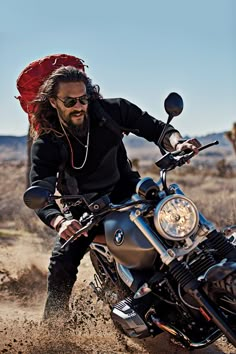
[
  {"x1": 79, "y1": 96, "x2": 89, "y2": 105},
  {"x1": 60, "y1": 95, "x2": 89, "y2": 108},
  {"x1": 64, "y1": 98, "x2": 77, "y2": 108}
]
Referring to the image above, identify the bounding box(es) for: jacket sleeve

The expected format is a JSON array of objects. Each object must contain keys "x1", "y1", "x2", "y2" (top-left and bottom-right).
[
  {"x1": 29, "y1": 135, "x2": 64, "y2": 227},
  {"x1": 118, "y1": 98, "x2": 181, "y2": 150}
]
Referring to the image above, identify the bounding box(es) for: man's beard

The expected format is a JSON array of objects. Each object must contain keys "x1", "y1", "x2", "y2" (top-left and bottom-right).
[{"x1": 67, "y1": 113, "x2": 89, "y2": 138}]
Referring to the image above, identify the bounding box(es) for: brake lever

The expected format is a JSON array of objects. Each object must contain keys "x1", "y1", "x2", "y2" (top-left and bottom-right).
[{"x1": 172, "y1": 140, "x2": 219, "y2": 162}]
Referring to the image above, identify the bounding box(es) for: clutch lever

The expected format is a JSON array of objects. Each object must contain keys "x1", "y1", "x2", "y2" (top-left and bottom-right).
[{"x1": 60, "y1": 219, "x2": 94, "y2": 249}]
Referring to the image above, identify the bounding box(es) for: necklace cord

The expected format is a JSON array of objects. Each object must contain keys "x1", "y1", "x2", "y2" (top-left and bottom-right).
[{"x1": 59, "y1": 118, "x2": 90, "y2": 170}]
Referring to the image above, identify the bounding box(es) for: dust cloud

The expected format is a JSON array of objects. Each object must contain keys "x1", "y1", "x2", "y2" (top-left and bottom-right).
[{"x1": 0, "y1": 232, "x2": 235, "y2": 354}]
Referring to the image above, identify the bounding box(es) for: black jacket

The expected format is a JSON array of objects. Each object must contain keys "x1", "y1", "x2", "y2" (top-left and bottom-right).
[{"x1": 30, "y1": 98, "x2": 179, "y2": 227}]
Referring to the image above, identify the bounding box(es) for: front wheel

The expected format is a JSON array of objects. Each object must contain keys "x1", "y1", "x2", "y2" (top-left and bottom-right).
[
  {"x1": 90, "y1": 250, "x2": 130, "y2": 305},
  {"x1": 207, "y1": 272, "x2": 236, "y2": 331}
]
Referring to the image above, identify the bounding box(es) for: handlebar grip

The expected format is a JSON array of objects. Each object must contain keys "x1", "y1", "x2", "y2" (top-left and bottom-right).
[
  {"x1": 173, "y1": 140, "x2": 219, "y2": 158},
  {"x1": 172, "y1": 148, "x2": 194, "y2": 157},
  {"x1": 60, "y1": 221, "x2": 93, "y2": 249},
  {"x1": 198, "y1": 140, "x2": 219, "y2": 152}
]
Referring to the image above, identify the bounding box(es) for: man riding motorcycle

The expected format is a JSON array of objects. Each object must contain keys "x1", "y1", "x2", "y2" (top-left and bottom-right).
[{"x1": 25, "y1": 64, "x2": 201, "y2": 324}]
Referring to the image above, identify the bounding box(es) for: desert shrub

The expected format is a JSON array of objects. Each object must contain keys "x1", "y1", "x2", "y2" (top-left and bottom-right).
[
  {"x1": 216, "y1": 159, "x2": 233, "y2": 177},
  {"x1": 173, "y1": 175, "x2": 236, "y2": 227},
  {"x1": 15, "y1": 206, "x2": 56, "y2": 239},
  {"x1": 142, "y1": 165, "x2": 236, "y2": 228},
  {"x1": 0, "y1": 163, "x2": 56, "y2": 249},
  {"x1": 2, "y1": 162, "x2": 236, "y2": 239}
]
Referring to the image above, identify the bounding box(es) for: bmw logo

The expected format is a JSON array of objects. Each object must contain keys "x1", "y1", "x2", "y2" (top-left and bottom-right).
[{"x1": 114, "y1": 229, "x2": 124, "y2": 245}]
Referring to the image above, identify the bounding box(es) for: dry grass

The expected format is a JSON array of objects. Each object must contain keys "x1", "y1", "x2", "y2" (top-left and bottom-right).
[
  {"x1": 141, "y1": 163, "x2": 236, "y2": 228},
  {"x1": 167, "y1": 172, "x2": 236, "y2": 227},
  {"x1": 0, "y1": 161, "x2": 236, "y2": 354},
  {"x1": 0, "y1": 161, "x2": 56, "y2": 246},
  {"x1": 0, "y1": 160, "x2": 235, "y2": 236}
]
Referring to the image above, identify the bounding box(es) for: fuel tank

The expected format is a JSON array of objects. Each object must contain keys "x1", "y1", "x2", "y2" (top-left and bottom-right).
[{"x1": 104, "y1": 210, "x2": 157, "y2": 270}]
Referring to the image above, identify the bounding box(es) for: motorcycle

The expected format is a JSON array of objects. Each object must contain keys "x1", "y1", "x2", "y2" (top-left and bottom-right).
[{"x1": 23, "y1": 93, "x2": 236, "y2": 350}]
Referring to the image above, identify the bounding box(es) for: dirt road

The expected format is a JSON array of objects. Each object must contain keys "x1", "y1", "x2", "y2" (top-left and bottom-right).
[{"x1": 0, "y1": 228, "x2": 235, "y2": 354}]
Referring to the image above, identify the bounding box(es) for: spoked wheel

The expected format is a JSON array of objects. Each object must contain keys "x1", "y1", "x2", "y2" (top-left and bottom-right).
[
  {"x1": 218, "y1": 293, "x2": 236, "y2": 314},
  {"x1": 207, "y1": 272, "x2": 236, "y2": 332},
  {"x1": 90, "y1": 249, "x2": 108, "y2": 283},
  {"x1": 90, "y1": 250, "x2": 130, "y2": 305},
  {"x1": 212, "y1": 291, "x2": 236, "y2": 331}
]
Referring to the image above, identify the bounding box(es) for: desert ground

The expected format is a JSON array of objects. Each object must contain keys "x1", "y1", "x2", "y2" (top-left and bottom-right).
[{"x1": 0, "y1": 161, "x2": 236, "y2": 353}]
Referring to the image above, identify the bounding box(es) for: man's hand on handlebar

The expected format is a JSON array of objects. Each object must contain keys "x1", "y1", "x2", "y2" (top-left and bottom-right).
[
  {"x1": 51, "y1": 216, "x2": 88, "y2": 241},
  {"x1": 58, "y1": 219, "x2": 88, "y2": 240},
  {"x1": 175, "y1": 138, "x2": 202, "y2": 154}
]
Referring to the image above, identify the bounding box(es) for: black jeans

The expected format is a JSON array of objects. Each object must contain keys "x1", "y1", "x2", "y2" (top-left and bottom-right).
[
  {"x1": 43, "y1": 180, "x2": 139, "y2": 321},
  {"x1": 43, "y1": 232, "x2": 95, "y2": 321}
]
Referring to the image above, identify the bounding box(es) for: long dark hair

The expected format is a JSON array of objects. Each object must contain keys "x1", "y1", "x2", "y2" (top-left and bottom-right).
[{"x1": 30, "y1": 66, "x2": 102, "y2": 139}]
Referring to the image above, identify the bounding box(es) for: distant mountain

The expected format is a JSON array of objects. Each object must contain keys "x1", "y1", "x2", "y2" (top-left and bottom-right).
[
  {"x1": 195, "y1": 132, "x2": 231, "y2": 147},
  {"x1": 0, "y1": 131, "x2": 234, "y2": 163},
  {"x1": 0, "y1": 135, "x2": 27, "y2": 161},
  {"x1": 123, "y1": 131, "x2": 235, "y2": 167},
  {"x1": 124, "y1": 131, "x2": 231, "y2": 147},
  {"x1": 0, "y1": 135, "x2": 27, "y2": 147}
]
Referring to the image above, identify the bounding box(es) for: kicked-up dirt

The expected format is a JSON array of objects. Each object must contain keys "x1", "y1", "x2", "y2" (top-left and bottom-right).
[{"x1": 0, "y1": 225, "x2": 235, "y2": 354}]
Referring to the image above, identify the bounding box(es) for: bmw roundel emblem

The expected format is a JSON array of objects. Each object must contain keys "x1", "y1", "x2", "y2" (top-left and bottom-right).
[{"x1": 114, "y1": 229, "x2": 124, "y2": 245}]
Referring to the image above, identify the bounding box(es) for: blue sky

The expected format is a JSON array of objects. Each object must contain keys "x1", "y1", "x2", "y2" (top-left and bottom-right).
[{"x1": 0, "y1": 0, "x2": 235, "y2": 137}]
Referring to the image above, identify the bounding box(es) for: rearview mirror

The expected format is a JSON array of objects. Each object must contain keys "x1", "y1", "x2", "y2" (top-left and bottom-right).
[
  {"x1": 164, "y1": 92, "x2": 183, "y2": 119},
  {"x1": 156, "y1": 92, "x2": 184, "y2": 154},
  {"x1": 23, "y1": 186, "x2": 51, "y2": 209}
]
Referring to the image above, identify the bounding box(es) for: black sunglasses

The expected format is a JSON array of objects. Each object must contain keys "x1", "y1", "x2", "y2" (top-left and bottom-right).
[{"x1": 56, "y1": 94, "x2": 89, "y2": 108}]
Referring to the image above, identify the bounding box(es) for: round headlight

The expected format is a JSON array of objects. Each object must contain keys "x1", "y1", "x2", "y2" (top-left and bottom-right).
[{"x1": 154, "y1": 195, "x2": 199, "y2": 240}]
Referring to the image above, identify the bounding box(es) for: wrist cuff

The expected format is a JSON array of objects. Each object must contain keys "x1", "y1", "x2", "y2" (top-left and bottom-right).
[{"x1": 55, "y1": 218, "x2": 67, "y2": 232}]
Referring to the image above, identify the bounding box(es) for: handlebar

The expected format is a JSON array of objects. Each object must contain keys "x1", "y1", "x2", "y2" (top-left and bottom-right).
[
  {"x1": 24, "y1": 139, "x2": 219, "y2": 249},
  {"x1": 156, "y1": 140, "x2": 219, "y2": 170},
  {"x1": 60, "y1": 198, "x2": 154, "y2": 249}
]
